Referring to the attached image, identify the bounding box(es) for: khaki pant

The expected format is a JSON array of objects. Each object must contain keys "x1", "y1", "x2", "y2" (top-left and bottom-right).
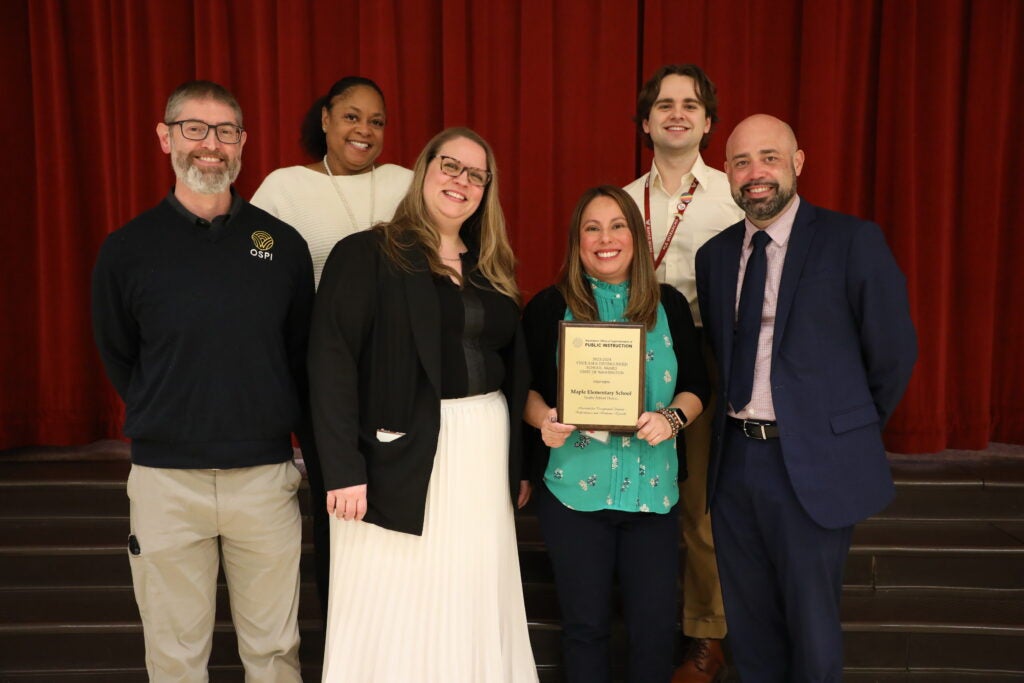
[
  {"x1": 679, "y1": 341, "x2": 727, "y2": 639},
  {"x1": 127, "y1": 462, "x2": 303, "y2": 683}
]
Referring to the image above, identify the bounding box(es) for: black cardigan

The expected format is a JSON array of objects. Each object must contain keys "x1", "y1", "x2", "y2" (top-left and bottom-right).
[
  {"x1": 308, "y1": 229, "x2": 530, "y2": 535},
  {"x1": 521, "y1": 283, "x2": 710, "y2": 482}
]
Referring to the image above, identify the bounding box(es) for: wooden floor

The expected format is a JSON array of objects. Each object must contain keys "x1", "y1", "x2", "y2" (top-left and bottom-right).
[{"x1": 1, "y1": 441, "x2": 1022, "y2": 682}]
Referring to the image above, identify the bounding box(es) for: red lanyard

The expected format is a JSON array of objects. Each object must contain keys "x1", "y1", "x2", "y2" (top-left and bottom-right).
[{"x1": 643, "y1": 175, "x2": 700, "y2": 270}]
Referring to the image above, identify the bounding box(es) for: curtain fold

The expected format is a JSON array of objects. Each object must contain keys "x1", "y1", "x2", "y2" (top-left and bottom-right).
[
  {"x1": 1, "y1": 0, "x2": 41, "y2": 444},
  {"x1": 962, "y1": 0, "x2": 1023, "y2": 447},
  {"x1": 2, "y1": 0, "x2": 1020, "y2": 452}
]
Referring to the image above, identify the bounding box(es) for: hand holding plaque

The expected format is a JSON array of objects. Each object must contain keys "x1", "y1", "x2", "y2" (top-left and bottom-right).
[{"x1": 557, "y1": 321, "x2": 645, "y2": 432}]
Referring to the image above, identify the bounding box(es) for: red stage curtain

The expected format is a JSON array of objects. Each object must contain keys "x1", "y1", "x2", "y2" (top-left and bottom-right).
[
  {"x1": 1, "y1": 0, "x2": 1021, "y2": 452},
  {"x1": 640, "y1": 0, "x2": 1024, "y2": 451}
]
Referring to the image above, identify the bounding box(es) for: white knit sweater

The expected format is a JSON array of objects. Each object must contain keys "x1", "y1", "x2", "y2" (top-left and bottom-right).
[{"x1": 252, "y1": 164, "x2": 413, "y2": 288}]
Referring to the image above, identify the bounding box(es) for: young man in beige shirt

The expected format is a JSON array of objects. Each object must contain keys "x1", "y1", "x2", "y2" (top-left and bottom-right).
[{"x1": 624, "y1": 64, "x2": 743, "y2": 683}]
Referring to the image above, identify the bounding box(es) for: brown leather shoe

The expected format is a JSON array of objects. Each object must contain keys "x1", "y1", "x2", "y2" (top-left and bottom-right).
[{"x1": 671, "y1": 638, "x2": 726, "y2": 683}]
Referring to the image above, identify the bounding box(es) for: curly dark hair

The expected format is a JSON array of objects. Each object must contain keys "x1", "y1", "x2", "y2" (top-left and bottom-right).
[{"x1": 299, "y1": 77, "x2": 385, "y2": 159}]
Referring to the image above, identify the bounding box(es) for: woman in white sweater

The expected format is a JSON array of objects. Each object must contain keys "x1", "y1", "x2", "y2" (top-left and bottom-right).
[
  {"x1": 253, "y1": 76, "x2": 413, "y2": 287},
  {"x1": 251, "y1": 77, "x2": 412, "y2": 629}
]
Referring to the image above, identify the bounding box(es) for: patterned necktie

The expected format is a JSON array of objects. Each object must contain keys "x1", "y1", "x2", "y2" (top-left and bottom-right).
[{"x1": 729, "y1": 230, "x2": 771, "y2": 412}]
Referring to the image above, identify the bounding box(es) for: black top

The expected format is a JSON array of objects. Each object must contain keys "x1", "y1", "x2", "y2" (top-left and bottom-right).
[
  {"x1": 434, "y1": 256, "x2": 520, "y2": 399},
  {"x1": 91, "y1": 191, "x2": 315, "y2": 468},
  {"x1": 521, "y1": 283, "x2": 710, "y2": 482}
]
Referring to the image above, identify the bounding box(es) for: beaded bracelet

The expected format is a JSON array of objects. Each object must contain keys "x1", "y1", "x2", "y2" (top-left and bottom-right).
[{"x1": 656, "y1": 407, "x2": 683, "y2": 438}]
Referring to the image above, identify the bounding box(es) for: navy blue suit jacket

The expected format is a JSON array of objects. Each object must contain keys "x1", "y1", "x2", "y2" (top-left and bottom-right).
[{"x1": 695, "y1": 199, "x2": 917, "y2": 529}]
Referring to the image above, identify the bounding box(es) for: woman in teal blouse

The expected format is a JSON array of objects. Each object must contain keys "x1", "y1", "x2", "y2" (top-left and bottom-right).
[{"x1": 522, "y1": 185, "x2": 710, "y2": 683}]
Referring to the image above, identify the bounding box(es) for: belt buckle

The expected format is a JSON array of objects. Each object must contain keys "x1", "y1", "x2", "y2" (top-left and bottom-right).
[{"x1": 743, "y1": 420, "x2": 767, "y2": 440}]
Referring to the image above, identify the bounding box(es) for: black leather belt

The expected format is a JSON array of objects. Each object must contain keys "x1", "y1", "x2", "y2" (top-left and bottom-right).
[{"x1": 728, "y1": 416, "x2": 779, "y2": 440}]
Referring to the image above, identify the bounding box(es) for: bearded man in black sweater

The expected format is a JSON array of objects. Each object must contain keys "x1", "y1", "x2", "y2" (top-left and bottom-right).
[{"x1": 92, "y1": 80, "x2": 313, "y2": 683}]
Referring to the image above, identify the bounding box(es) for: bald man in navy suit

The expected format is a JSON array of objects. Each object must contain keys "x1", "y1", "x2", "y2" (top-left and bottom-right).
[{"x1": 695, "y1": 114, "x2": 917, "y2": 682}]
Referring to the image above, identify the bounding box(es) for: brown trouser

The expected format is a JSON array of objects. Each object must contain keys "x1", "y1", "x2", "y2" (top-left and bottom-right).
[
  {"x1": 680, "y1": 339, "x2": 727, "y2": 639},
  {"x1": 127, "y1": 462, "x2": 303, "y2": 682}
]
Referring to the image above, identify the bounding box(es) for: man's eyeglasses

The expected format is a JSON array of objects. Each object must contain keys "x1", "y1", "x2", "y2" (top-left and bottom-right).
[
  {"x1": 166, "y1": 119, "x2": 245, "y2": 144},
  {"x1": 437, "y1": 155, "x2": 491, "y2": 187}
]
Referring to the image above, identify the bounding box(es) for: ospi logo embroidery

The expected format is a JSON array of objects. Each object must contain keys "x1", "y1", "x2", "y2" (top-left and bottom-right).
[{"x1": 250, "y1": 231, "x2": 274, "y2": 260}]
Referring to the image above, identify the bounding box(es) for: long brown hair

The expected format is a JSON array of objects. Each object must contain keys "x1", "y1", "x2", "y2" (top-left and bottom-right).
[
  {"x1": 556, "y1": 185, "x2": 660, "y2": 330},
  {"x1": 376, "y1": 127, "x2": 519, "y2": 303}
]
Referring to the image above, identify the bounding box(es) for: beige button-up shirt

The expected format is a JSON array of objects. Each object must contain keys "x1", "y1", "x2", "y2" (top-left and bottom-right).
[{"x1": 624, "y1": 154, "x2": 744, "y2": 327}]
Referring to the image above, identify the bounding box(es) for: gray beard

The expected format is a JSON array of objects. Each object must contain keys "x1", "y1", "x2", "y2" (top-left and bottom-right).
[{"x1": 171, "y1": 150, "x2": 241, "y2": 195}]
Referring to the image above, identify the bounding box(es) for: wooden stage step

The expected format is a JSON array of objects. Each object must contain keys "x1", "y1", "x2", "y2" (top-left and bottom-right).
[{"x1": 1, "y1": 442, "x2": 1022, "y2": 681}]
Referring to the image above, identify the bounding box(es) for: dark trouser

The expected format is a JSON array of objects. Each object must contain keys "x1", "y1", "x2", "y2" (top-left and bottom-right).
[
  {"x1": 536, "y1": 481, "x2": 679, "y2": 683},
  {"x1": 297, "y1": 416, "x2": 329, "y2": 632},
  {"x1": 711, "y1": 425, "x2": 852, "y2": 683}
]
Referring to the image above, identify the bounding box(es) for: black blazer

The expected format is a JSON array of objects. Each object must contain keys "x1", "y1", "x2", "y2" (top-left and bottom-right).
[{"x1": 308, "y1": 229, "x2": 530, "y2": 535}]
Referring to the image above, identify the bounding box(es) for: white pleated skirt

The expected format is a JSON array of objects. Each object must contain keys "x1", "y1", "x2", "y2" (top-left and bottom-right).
[{"x1": 321, "y1": 391, "x2": 539, "y2": 683}]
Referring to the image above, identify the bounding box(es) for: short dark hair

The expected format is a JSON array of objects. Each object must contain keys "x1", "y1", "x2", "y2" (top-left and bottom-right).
[
  {"x1": 300, "y1": 77, "x2": 386, "y2": 159},
  {"x1": 634, "y1": 64, "x2": 718, "y2": 150},
  {"x1": 165, "y1": 80, "x2": 243, "y2": 125}
]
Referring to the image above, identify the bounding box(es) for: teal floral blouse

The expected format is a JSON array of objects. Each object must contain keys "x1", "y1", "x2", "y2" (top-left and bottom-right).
[{"x1": 544, "y1": 276, "x2": 680, "y2": 513}]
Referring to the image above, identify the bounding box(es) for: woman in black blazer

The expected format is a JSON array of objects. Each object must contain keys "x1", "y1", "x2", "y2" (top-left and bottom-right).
[{"x1": 309, "y1": 127, "x2": 538, "y2": 682}]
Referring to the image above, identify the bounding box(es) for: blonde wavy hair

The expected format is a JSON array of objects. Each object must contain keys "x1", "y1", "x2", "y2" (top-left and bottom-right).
[
  {"x1": 557, "y1": 185, "x2": 660, "y2": 330},
  {"x1": 376, "y1": 127, "x2": 519, "y2": 303}
]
